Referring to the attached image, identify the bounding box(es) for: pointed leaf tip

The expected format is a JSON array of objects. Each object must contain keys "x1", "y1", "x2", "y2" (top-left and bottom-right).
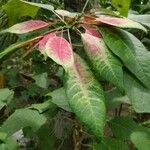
[
  {"x1": 96, "y1": 16, "x2": 147, "y2": 32},
  {"x1": 45, "y1": 37, "x2": 74, "y2": 68},
  {"x1": 4, "y1": 20, "x2": 49, "y2": 34},
  {"x1": 38, "y1": 33, "x2": 56, "y2": 54}
]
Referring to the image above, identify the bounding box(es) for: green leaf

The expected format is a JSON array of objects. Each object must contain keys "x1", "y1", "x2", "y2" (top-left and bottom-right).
[
  {"x1": 0, "y1": 132, "x2": 18, "y2": 150},
  {"x1": 36, "y1": 125, "x2": 55, "y2": 150},
  {"x1": 81, "y1": 32, "x2": 124, "y2": 92},
  {"x1": 130, "y1": 131, "x2": 150, "y2": 150},
  {"x1": 0, "y1": 88, "x2": 14, "y2": 109},
  {"x1": 47, "y1": 88, "x2": 72, "y2": 112},
  {"x1": 33, "y1": 72, "x2": 49, "y2": 89},
  {"x1": 112, "y1": 0, "x2": 131, "y2": 17},
  {"x1": 109, "y1": 117, "x2": 150, "y2": 150},
  {"x1": 94, "y1": 138, "x2": 128, "y2": 150},
  {"x1": 2, "y1": 0, "x2": 39, "y2": 25},
  {"x1": 99, "y1": 27, "x2": 150, "y2": 90},
  {"x1": 29, "y1": 100, "x2": 56, "y2": 113},
  {"x1": 0, "y1": 108, "x2": 47, "y2": 135},
  {"x1": 20, "y1": 0, "x2": 54, "y2": 11},
  {"x1": 0, "y1": 88, "x2": 14, "y2": 103},
  {"x1": 65, "y1": 53, "x2": 106, "y2": 139},
  {"x1": 128, "y1": 14, "x2": 150, "y2": 28},
  {"x1": 0, "y1": 36, "x2": 42, "y2": 60},
  {"x1": 105, "y1": 88, "x2": 130, "y2": 109},
  {"x1": 124, "y1": 72, "x2": 150, "y2": 113}
]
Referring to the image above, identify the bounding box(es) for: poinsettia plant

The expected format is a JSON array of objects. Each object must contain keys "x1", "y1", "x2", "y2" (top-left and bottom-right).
[{"x1": 0, "y1": 0, "x2": 150, "y2": 149}]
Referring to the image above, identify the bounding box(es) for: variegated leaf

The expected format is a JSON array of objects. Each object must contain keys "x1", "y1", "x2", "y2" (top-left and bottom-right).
[
  {"x1": 38, "y1": 33, "x2": 56, "y2": 54},
  {"x1": 2, "y1": 20, "x2": 49, "y2": 34},
  {"x1": 45, "y1": 37, "x2": 106, "y2": 139},
  {"x1": 65, "y1": 53, "x2": 106, "y2": 139},
  {"x1": 45, "y1": 36, "x2": 74, "y2": 68},
  {"x1": 95, "y1": 16, "x2": 147, "y2": 32},
  {"x1": 81, "y1": 30, "x2": 124, "y2": 92},
  {"x1": 99, "y1": 27, "x2": 150, "y2": 89}
]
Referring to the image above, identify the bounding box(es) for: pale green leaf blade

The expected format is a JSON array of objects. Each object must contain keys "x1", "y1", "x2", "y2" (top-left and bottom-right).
[
  {"x1": 81, "y1": 32, "x2": 124, "y2": 92},
  {"x1": 29, "y1": 100, "x2": 56, "y2": 113},
  {"x1": 20, "y1": 0, "x2": 54, "y2": 11},
  {"x1": 0, "y1": 132, "x2": 18, "y2": 150},
  {"x1": 131, "y1": 131, "x2": 150, "y2": 150},
  {"x1": 33, "y1": 72, "x2": 49, "y2": 89},
  {"x1": 112, "y1": 0, "x2": 131, "y2": 17},
  {"x1": 124, "y1": 72, "x2": 150, "y2": 113},
  {"x1": 94, "y1": 138, "x2": 129, "y2": 150},
  {"x1": 0, "y1": 108, "x2": 47, "y2": 135},
  {"x1": 55, "y1": 9, "x2": 78, "y2": 17},
  {"x1": 2, "y1": 0, "x2": 39, "y2": 25},
  {"x1": 65, "y1": 53, "x2": 106, "y2": 139},
  {"x1": 47, "y1": 88, "x2": 72, "y2": 112},
  {"x1": 99, "y1": 27, "x2": 150, "y2": 90},
  {"x1": 0, "y1": 88, "x2": 14, "y2": 103},
  {"x1": 128, "y1": 14, "x2": 150, "y2": 28}
]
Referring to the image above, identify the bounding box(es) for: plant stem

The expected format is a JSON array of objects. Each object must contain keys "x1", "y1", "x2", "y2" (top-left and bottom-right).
[{"x1": 81, "y1": 0, "x2": 90, "y2": 13}]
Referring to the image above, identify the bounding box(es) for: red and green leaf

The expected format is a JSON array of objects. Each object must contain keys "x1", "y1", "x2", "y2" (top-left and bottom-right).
[
  {"x1": 81, "y1": 29, "x2": 124, "y2": 92},
  {"x1": 45, "y1": 36, "x2": 74, "y2": 68},
  {"x1": 38, "y1": 33, "x2": 56, "y2": 54},
  {"x1": 95, "y1": 16, "x2": 147, "y2": 32},
  {"x1": 45, "y1": 35, "x2": 106, "y2": 139},
  {"x1": 2, "y1": 20, "x2": 49, "y2": 34},
  {"x1": 65, "y1": 53, "x2": 106, "y2": 139}
]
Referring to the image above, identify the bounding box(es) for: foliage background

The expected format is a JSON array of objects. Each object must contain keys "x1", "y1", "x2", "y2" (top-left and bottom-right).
[{"x1": 0, "y1": 0, "x2": 150, "y2": 149}]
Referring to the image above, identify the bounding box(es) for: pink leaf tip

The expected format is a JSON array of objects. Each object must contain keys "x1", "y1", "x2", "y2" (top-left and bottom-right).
[
  {"x1": 85, "y1": 28, "x2": 102, "y2": 38},
  {"x1": 45, "y1": 37, "x2": 74, "y2": 68},
  {"x1": 38, "y1": 33, "x2": 56, "y2": 54}
]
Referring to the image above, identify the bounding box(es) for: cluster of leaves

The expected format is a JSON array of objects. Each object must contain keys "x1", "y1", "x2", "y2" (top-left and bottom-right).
[{"x1": 0, "y1": 0, "x2": 150, "y2": 149}]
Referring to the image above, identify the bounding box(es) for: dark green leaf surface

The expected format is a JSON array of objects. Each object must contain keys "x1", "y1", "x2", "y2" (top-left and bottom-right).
[
  {"x1": 94, "y1": 138, "x2": 128, "y2": 150},
  {"x1": 124, "y1": 72, "x2": 150, "y2": 113},
  {"x1": 100, "y1": 27, "x2": 150, "y2": 90},
  {"x1": 109, "y1": 117, "x2": 150, "y2": 150},
  {"x1": 65, "y1": 54, "x2": 106, "y2": 139},
  {"x1": 105, "y1": 88, "x2": 130, "y2": 109}
]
